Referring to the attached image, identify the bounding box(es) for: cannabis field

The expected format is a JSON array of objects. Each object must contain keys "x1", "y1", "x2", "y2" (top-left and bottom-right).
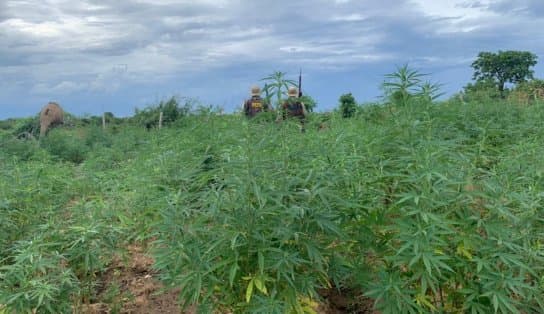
[{"x1": 1, "y1": 99, "x2": 544, "y2": 313}]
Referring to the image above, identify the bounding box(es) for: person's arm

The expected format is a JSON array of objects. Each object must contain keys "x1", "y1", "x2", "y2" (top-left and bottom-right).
[
  {"x1": 301, "y1": 102, "x2": 307, "y2": 116},
  {"x1": 243, "y1": 100, "x2": 249, "y2": 115}
]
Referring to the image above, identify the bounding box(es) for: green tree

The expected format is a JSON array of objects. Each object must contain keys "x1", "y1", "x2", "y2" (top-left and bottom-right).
[
  {"x1": 471, "y1": 50, "x2": 538, "y2": 95},
  {"x1": 339, "y1": 93, "x2": 357, "y2": 118},
  {"x1": 261, "y1": 71, "x2": 297, "y2": 109},
  {"x1": 299, "y1": 95, "x2": 317, "y2": 113}
]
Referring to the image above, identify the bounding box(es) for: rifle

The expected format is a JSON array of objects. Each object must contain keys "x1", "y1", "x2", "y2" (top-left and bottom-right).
[{"x1": 298, "y1": 69, "x2": 303, "y2": 98}]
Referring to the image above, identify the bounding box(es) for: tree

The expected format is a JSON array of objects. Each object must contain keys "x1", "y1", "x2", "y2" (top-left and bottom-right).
[
  {"x1": 471, "y1": 50, "x2": 537, "y2": 94},
  {"x1": 339, "y1": 93, "x2": 357, "y2": 118},
  {"x1": 299, "y1": 95, "x2": 317, "y2": 113}
]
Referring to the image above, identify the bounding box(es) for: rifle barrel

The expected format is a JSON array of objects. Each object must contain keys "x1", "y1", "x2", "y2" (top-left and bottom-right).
[{"x1": 298, "y1": 69, "x2": 302, "y2": 97}]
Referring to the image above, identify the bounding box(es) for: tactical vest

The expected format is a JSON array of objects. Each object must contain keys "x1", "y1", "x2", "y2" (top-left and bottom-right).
[
  {"x1": 245, "y1": 96, "x2": 264, "y2": 117},
  {"x1": 283, "y1": 100, "x2": 304, "y2": 118}
]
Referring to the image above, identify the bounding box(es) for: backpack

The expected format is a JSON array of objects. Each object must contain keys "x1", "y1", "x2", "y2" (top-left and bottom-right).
[{"x1": 284, "y1": 100, "x2": 304, "y2": 117}]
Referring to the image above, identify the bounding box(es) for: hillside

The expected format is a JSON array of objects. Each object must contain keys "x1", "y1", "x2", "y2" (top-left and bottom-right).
[{"x1": 1, "y1": 100, "x2": 544, "y2": 313}]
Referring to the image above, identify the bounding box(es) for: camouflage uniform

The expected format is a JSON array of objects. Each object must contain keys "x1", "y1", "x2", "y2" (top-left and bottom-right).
[{"x1": 281, "y1": 87, "x2": 307, "y2": 131}]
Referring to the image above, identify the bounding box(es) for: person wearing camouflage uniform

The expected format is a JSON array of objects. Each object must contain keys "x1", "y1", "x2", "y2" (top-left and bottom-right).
[
  {"x1": 244, "y1": 86, "x2": 270, "y2": 118},
  {"x1": 281, "y1": 87, "x2": 307, "y2": 131}
]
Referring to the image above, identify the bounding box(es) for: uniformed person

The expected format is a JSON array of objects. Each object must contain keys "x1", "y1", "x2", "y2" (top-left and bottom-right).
[
  {"x1": 280, "y1": 87, "x2": 307, "y2": 131},
  {"x1": 244, "y1": 86, "x2": 269, "y2": 118}
]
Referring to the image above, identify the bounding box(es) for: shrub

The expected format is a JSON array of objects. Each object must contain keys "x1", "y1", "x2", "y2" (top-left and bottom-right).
[
  {"x1": 462, "y1": 79, "x2": 504, "y2": 103},
  {"x1": 339, "y1": 93, "x2": 358, "y2": 118},
  {"x1": 299, "y1": 95, "x2": 317, "y2": 113},
  {"x1": 0, "y1": 138, "x2": 40, "y2": 161},
  {"x1": 132, "y1": 97, "x2": 192, "y2": 129},
  {"x1": 358, "y1": 103, "x2": 388, "y2": 121},
  {"x1": 0, "y1": 237, "x2": 78, "y2": 314},
  {"x1": 0, "y1": 119, "x2": 17, "y2": 131},
  {"x1": 509, "y1": 79, "x2": 544, "y2": 104},
  {"x1": 84, "y1": 126, "x2": 113, "y2": 148},
  {"x1": 40, "y1": 129, "x2": 89, "y2": 164},
  {"x1": 12, "y1": 116, "x2": 40, "y2": 139}
]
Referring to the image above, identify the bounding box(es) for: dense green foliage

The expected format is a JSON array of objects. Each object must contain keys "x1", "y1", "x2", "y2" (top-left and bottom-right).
[
  {"x1": 462, "y1": 78, "x2": 544, "y2": 105},
  {"x1": 462, "y1": 79, "x2": 504, "y2": 103},
  {"x1": 132, "y1": 96, "x2": 192, "y2": 129},
  {"x1": 299, "y1": 95, "x2": 317, "y2": 113},
  {"x1": 338, "y1": 93, "x2": 358, "y2": 118},
  {"x1": 471, "y1": 50, "x2": 538, "y2": 93},
  {"x1": 1, "y1": 94, "x2": 544, "y2": 313},
  {"x1": 511, "y1": 79, "x2": 544, "y2": 103}
]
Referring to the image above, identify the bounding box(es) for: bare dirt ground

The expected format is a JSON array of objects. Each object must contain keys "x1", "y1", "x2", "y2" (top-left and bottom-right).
[
  {"x1": 81, "y1": 245, "x2": 185, "y2": 314},
  {"x1": 80, "y1": 245, "x2": 377, "y2": 314},
  {"x1": 317, "y1": 288, "x2": 378, "y2": 314}
]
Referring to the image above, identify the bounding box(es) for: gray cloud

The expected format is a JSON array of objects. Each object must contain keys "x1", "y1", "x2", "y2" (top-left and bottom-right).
[
  {"x1": 488, "y1": 0, "x2": 544, "y2": 17},
  {"x1": 1, "y1": 0, "x2": 396, "y2": 88},
  {"x1": 0, "y1": 0, "x2": 543, "y2": 118}
]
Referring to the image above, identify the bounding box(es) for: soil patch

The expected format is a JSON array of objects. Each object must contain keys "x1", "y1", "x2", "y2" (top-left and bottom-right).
[
  {"x1": 82, "y1": 245, "x2": 189, "y2": 314},
  {"x1": 317, "y1": 288, "x2": 379, "y2": 314},
  {"x1": 81, "y1": 245, "x2": 376, "y2": 313}
]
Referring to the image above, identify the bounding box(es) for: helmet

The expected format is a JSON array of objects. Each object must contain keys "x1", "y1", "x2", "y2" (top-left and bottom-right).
[
  {"x1": 287, "y1": 87, "x2": 298, "y2": 97},
  {"x1": 251, "y1": 86, "x2": 261, "y2": 96}
]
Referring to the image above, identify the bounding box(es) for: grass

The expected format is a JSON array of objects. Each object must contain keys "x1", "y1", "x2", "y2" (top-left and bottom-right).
[{"x1": 0, "y1": 99, "x2": 544, "y2": 313}]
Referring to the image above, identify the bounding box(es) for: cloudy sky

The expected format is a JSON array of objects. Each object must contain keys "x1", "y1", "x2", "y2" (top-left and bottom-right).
[{"x1": 1, "y1": 0, "x2": 543, "y2": 119}]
